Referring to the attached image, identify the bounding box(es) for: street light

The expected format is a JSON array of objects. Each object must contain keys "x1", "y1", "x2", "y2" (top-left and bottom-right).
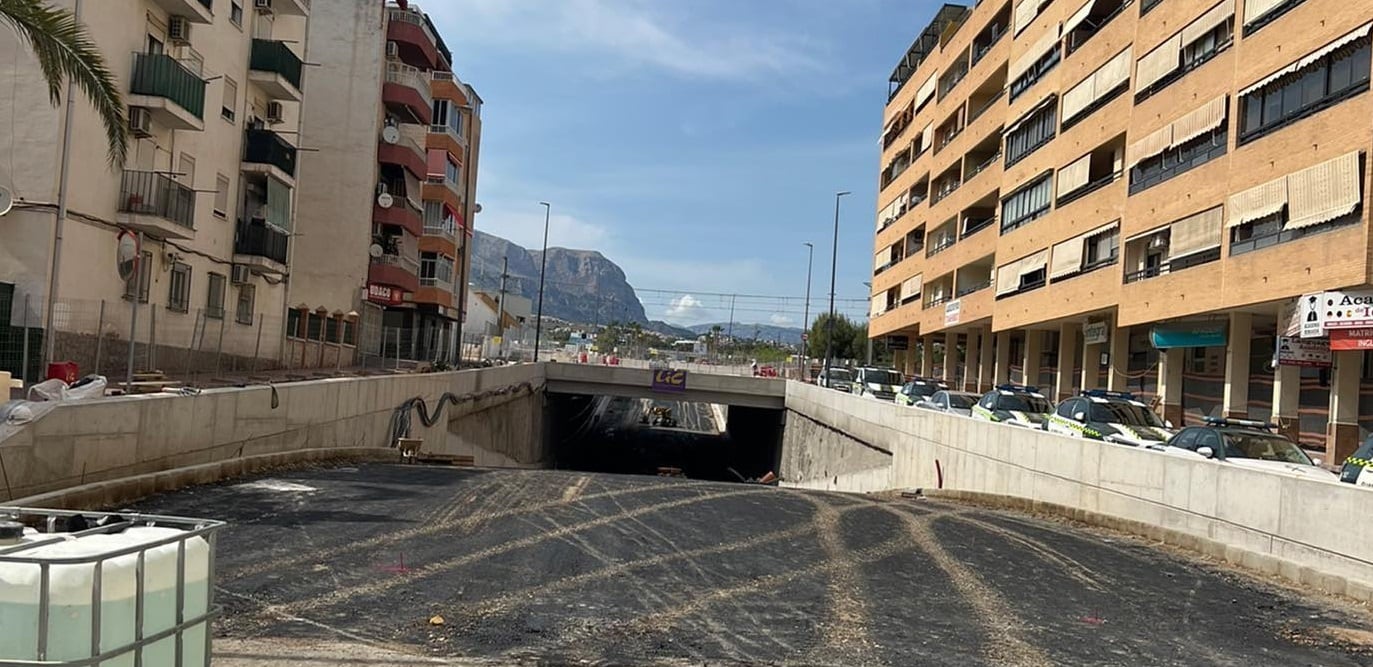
[
  {"x1": 823, "y1": 191, "x2": 851, "y2": 384},
  {"x1": 863, "y1": 281, "x2": 874, "y2": 365},
  {"x1": 802, "y1": 242, "x2": 814, "y2": 380},
  {"x1": 534, "y1": 202, "x2": 551, "y2": 362}
]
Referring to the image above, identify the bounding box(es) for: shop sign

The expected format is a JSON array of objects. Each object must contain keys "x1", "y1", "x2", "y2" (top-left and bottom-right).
[
  {"x1": 367, "y1": 283, "x2": 403, "y2": 306},
  {"x1": 1330, "y1": 328, "x2": 1373, "y2": 351},
  {"x1": 1276, "y1": 336, "x2": 1332, "y2": 367},
  {"x1": 1150, "y1": 322, "x2": 1227, "y2": 349},
  {"x1": 1082, "y1": 321, "x2": 1109, "y2": 346},
  {"x1": 1298, "y1": 294, "x2": 1325, "y2": 338},
  {"x1": 944, "y1": 299, "x2": 961, "y2": 326},
  {"x1": 651, "y1": 368, "x2": 687, "y2": 393},
  {"x1": 1316, "y1": 290, "x2": 1373, "y2": 331}
]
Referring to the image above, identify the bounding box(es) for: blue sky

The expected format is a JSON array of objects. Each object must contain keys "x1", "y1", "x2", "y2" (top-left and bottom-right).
[{"x1": 428, "y1": 0, "x2": 938, "y2": 326}]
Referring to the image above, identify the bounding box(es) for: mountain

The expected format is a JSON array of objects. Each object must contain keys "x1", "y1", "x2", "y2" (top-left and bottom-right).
[
  {"x1": 469, "y1": 230, "x2": 647, "y2": 325},
  {"x1": 688, "y1": 323, "x2": 806, "y2": 346}
]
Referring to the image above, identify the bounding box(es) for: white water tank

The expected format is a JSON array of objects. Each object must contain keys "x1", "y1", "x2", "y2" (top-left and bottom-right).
[{"x1": 0, "y1": 520, "x2": 213, "y2": 665}]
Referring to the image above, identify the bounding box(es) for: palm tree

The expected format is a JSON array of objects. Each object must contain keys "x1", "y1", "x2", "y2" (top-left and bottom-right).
[{"x1": 2, "y1": 0, "x2": 127, "y2": 165}]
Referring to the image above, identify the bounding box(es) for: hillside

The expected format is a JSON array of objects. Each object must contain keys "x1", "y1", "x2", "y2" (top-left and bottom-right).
[{"x1": 469, "y1": 230, "x2": 647, "y2": 325}]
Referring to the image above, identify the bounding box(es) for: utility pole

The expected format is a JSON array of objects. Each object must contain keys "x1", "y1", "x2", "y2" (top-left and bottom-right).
[
  {"x1": 802, "y1": 242, "x2": 814, "y2": 380},
  {"x1": 534, "y1": 202, "x2": 551, "y2": 362},
  {"x1": 496, "y1": 256, "x2": 508, "y2": 358},
  {"x1": 823, "y1": 191, "x2": 851, "y2": 384},
  {"x1": 863, "y1": 281, "x2": 874, "y2": 365},
  {"x1": 727, "y1": 294, "x2": 736, "y2": 362}
]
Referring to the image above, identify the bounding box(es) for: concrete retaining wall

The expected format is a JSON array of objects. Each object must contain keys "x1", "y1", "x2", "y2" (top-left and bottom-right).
[
  {"x1": 782, "y1": 381, "x2": 1373, "y2": 600},
  {"x1": 0, "y1": 364, "x2": 545, "y2": 501}
]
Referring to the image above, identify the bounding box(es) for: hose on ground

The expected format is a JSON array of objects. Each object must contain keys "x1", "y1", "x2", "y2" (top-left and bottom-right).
[{"x1": 387, "y1": 381, "x2": 540, "y2": 446}]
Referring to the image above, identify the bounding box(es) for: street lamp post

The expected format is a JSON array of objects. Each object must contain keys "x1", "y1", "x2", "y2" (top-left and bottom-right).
[
  {"x1": 863, "y1": 281, "x2": 874, "y2": 365},
  {"x1": 802, "y1": 242, "x2": 814, "y2": 380},
  {"x1": 534, "y1": 202, "x2": 551, "y2": 362},
  {"x1": 823, "y1": 191, "x2": 850, "y2": 385}
]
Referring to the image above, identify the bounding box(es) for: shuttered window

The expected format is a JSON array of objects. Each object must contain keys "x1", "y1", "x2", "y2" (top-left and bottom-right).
[
  {"x1": 1135, "y1": 1, "x2": 1235, "y2": 99},
  {"x1": 1238, "y1": 25, "x2": 1371, "y2": 144},
  {"x1": 1286, "y1": 150, "x2": 1362, "y2": 229},
  {"x1": 1062, "y1": 47, "x2": 1133, "y2": 125},
  {"x1": 901, "y1": 275, "x2": 923, "y2": 303},
  {"x1": 1001, "y1": 173, "x2": 1054, "y2": 232},
  {"x1": 1135, "y1": 34, "x2": 1181, "y2": 92},
  {"x1": 1005, "y1": 98, "x2": 1057, "y2": 166},
  {"x1": 1169, "y1": 207, "x2": 1224, "y2": 258},
  {"x1": 1226, "y1": 177, "x2": 1288, "y2": 228},
  {"x1": 1056, "y1": 154, "x2": 1092, "y2": 196}
]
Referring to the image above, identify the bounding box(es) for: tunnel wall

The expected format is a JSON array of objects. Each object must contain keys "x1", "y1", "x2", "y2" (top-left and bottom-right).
[
  {"x1": 782, "y1": 381, "x2": 1373, "y2": 600},
  {"x1": 780, "y1": 410, "x2": 893, "y2": 492},
  {"x1": 1, "y1": 363, "x2": 546, "y2": 501}
]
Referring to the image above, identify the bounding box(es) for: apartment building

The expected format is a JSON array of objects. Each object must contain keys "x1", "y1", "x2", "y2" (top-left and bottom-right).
[
  {"x1": 292, "y1": 0, "x2": 481, "y2": 368},
  {"x1": 0, "y1": 0, "x2": 309, "y2": 377},
  {"x1": 871, "y1": 0, "x2": 1373, "y2": 460}
]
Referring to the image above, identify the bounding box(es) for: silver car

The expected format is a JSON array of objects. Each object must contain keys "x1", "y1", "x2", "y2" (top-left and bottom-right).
[
  {"x1": 817, "y1": 368, "x2": 855, "y2": 393},
  {"x1": 915, "y1": 390, "x2": 980, "y2": 417}
]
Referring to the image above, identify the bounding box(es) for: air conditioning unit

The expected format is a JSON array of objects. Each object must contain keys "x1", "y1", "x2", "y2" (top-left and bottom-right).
[
  {"x1": 254, "y1": 0, "x2": 273, "y2": 13},
  {"x1": 1148, "y1": 235, "x2": 1170, "y2": 250},
  {"x1": 168, "y1": 16, "x2": 191, "y2": 44},
  {"x1": 231, "y1": 264, "x2": 251, "y2": 285},
  {"x1": 265, "y1": 101, "x2": 284, "y2": 124},
  {"x1": 386, "y1": 41, "x2": 399, "y2": 58},
  {"x1": 129, "y1": 107, "x2": 153, "y2": 138}
]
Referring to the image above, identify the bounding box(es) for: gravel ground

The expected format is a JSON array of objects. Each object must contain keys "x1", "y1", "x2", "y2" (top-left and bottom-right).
[{"x1": 127, "y1": 464, "x2": 1373, "y2": 666}]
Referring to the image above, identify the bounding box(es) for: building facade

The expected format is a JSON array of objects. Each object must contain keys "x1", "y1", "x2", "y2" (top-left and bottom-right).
[
  {"x1": 0, "y1": 0, "x2": 309, "y2": 378},
  {"x1": 291, "y1": 0, "x2": 481, "y2": 368},
  {"x1": 871, "y1": 0, "x2": 1373, "y2": 460}
]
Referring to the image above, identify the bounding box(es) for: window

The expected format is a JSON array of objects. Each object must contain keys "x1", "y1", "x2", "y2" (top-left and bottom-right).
[
  {"x1": 1140, "y1": 0, "x2": 1163, "y2": 14},
  {"x1": 1084, "y1": 228, "x2": 1119, "y2": 266},
  {"x1": 1135, "y1": 6, "x2": 1235, "y2": 101},
  {"x1": 206, "y1": 272, "x2": 226, "y2": 319},
  {"x1": 214, "y1": 174, "x2": 231, "y2": 218},
  {"x1": 124, "y1": 250, "x2": 152, "y2": 303},
  {"x1": 1000, "y1": 173, "x2": 1053, "y2": 232},
  {"x1": 1228, "y1": 151, "x2": 1365, "y2": 256},
  {"x1": 1128, "y1": 127, "x2": 1228, "y2": 194},
  {"x1": 1064, "y1": 0, "x2": 1129, "y2": 56},
  {"x1": 1237, "y1": 34, "x2": 1371, "y2": 145},
  {"x1": 446, "y1": 157, "x2": 461, "y2": 185},
  {"x1": 343, "y1": 319, "x2": 357, "y2": 346},
  {"x1": 1005, "y1": 101, "x2": 1056, "y2": 167},
  {"x1": 325, "y1": 317, "x2": 340, "y2": 344},
  {"x1": 1243, "y1": 0, "x2": 1307, "y2": 36},
  {"x1": 286, "y1": 308, "x2": 302, "y2": 338},
  {"x1": 1009, "y1": 48, "x2": 1060, "y2": 101},
  {"x1": 432, "y1": 99, "x2": 464, "y2": 136},
  {"x1": 222, "y1": 77, "x2": 238, "y2": 123},
  {"x1": 1172, "y1": 429, "x2": 1199, "y2": 450},
  {"x1": 147, "y1": 35, "x2": 164, "y2": 55},
  {"x1": 1181, "y1": 21, "x2": 1231, "y2": 69},
  {"x1": 168, "y1": 262, "x2": 191, "y2": 313},
  {"x1": 236, "y1": 284, "x2": 255, "y2": 325},
  {"x1": 307, "y1": 312, "x2": 324, "y2": 340},
  {"x1": 230, "y1": 1, "x2": 243, "y2": 27},
  {"x1": 1057, "y1": 399, "x2": 1082, "y2": 419}
]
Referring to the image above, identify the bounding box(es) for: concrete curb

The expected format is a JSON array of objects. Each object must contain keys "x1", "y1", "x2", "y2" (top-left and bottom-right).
[
  {"x1": 914, "y1": 488, "x2": 1373, "y2": 605},
  {"x1": 10, "y1": 447, "x2": 403, "y2": 510}
]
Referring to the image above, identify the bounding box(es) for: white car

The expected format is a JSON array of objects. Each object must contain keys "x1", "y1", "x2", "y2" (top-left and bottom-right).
[
  {"x1": 853, "y1": 367, "x2": 904, "y2": 402},
  {"x1": 914, "y1": 390, "x2": 980, "y2": 417},
  {"x1": 1158, "y1": 418, "x2": 1338, "y2": 481},
  {"x1": 1044, "y1": 390, "x2": 1175, "y2": 446}
]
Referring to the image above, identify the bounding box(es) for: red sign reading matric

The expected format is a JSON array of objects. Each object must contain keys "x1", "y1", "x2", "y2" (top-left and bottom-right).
[{"x1": 1329, "y1": 328, "x2": 1373, "y2": 351}]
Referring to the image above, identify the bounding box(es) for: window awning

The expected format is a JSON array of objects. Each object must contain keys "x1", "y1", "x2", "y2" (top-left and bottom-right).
[
  {"x1": 1242, "y1": 0, "x2": 1283, "y2": 24},
  {"x1": 995, "y1": 261, "x2": 1023, "y2": 296},
  {"x1": 871, "y1": 296, "x2": 885, "y2": 317},
  {"x1": 1170, "y1": 95, "x2": 1228, "y2": 147},
  {"x1": 1014, "y1": 0, "x2": 1040, "y2": 35},
  {"x1": 1019, "y1": 249, "x2": 1049, "y2": 276},
  {"x1": 1094, "y1": 47, "x2": 1133, "y2": 95},
  {"x1": 1240, "y1": 22, "x2": 1373, "y2": 96},
  {"x1": 1128, "y1": 124, "x2": 1173, "y2": 168},
  {"x1": 1050, "y1": 235, "x2": 1086, "y2": 280},
  {"x1": 920, "y1": 122, "x2": 934, "y2": 150},
  {"x1": 875, "y1": 249, "x2": 890, "y2": 271},
  {"x1": 1010, "y1": 29, "x2": 1059, "y2": 81},
  {"x1": 1135, "y1": 33, "x2": 1181, "y2": 91},
  {"x1": 1057, "y1": 154, "x2": 1093, "y2": 195},
  {"x1": 916, "y1": 71, "x2": 938, "y2": 109},
  {"x1": 1169, "y1": 206, "x2": 1223, "y2": 258},
  {"x1": 1226, "y1": 176, "x2": 1288, "y2": 227},
  {"x1": 1061, "y1": 73, "x2": 1096, "y2": 122},
  {"x1": 1005, "y1": 94, "x2": 1056, "y2": 136},
  {"x1": 1181, "y1": 0, "x2": 1235, "y2": 46},
  {"x1": 1063, "y1": 0, "x2": 1098, "y2": 35},
  {"x1": 902, "y1": 274, "x2": 923, "y2": 299},
  {"x1": 1286, "y1": 150, "x2": 1363, "y2": 230},
  {"x1": 426, "y1": 149, "x2": 448, "y2": 178}
]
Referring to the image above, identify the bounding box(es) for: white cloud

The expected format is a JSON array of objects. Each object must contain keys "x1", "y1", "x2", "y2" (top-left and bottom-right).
[
  {"x1": 661, "y1": 294, "x2": 721, "y2": 326},
  {"x1": 429, "y1": 0, "x2": 822, "y2": 81},
  {"x1": 769, "y1": 313, "x2": 794, "y2": 326}
]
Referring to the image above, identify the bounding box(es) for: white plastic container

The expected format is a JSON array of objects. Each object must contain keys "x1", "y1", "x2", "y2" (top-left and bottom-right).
[{"x1": 0, "y1": 513, "x2": 220, "y2": 667}]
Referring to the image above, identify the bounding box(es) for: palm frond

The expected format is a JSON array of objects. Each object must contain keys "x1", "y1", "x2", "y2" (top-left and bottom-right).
[{"x1": 0, "y1": 0, "x2": 127, "y2": 166}]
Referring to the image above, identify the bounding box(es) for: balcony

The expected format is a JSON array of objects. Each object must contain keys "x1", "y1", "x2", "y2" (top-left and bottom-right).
[
  {"x1": 118, "y1": 170, "x2": 196, "y2": 240},
  {"x1": 249, "y1": 39, "x2": 304, "y2": 102},
  {"x1": 375, "y1": 198, "x2": 423, "y2": 237},
  {"x1": 149, "y1": 0, "x2": 212, "y2": 23},
  {"x1": 128, "y1": 52, "x2": 206, "y2": 131},
  {"x1": 377, "y1": 132, "x2": 427, "y2": 178},
  {"x1": 369, "y1": 253, "x2": 421, "y2": 294},
  {"x1": 242, "y1": 128, "x2": 298, "y2": 186},
  {"x1": 265, "y1": 0, "x2": 310, "y2": 16},
  {"x1": 383, "y1": 61, "x2": 433, "y2": 125},
  {"x1": 387, "y1": 7, "x2": 440, "y2": 69},
  {"x1": 234, "y1": 219, "x2": 289, "y2": 275},
  {"x1": 428, "y1": 122, "x2": 468, "y2": 162}
]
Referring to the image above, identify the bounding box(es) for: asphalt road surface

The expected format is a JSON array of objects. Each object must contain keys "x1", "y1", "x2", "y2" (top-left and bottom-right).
[{"x1": 130, "y1": 465, "x2": 1373, "y2": 666}]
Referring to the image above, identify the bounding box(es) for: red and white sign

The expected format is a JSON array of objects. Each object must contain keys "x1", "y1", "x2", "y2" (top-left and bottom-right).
[
  {"x1": 1318, "y1": 290, "x2": 1373, "y2": 330},
  {"x1": 1330, "y1": 328, "x2": 1373, "y2": 351},
  {"x1": 1277, "y1": 336, "x2": 1331, "y2": 367},
  {"x1": 366, "y1": 283, "x2": 403, "y2": 306}
]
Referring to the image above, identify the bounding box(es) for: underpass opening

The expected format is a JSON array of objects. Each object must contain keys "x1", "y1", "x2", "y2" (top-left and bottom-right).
[{"x1": 545, "y1": 392, "x2": 785, "y2": 483}]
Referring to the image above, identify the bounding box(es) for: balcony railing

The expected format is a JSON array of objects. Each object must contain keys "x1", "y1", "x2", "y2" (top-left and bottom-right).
[
  {"x1": 130, "y1": 52, "x2": 206, "y2": 119},
  {"x1": 388, "y1": 7, "x2": 438, "y2": 47},
  {"x1": 430, "y1": 122, "x2": 467, "y2": 149},
  {"x1": 243, "y1": 128, "x2": 298, "y2": 177},
  {"x1": 250, "y1": 39, "x2": 304, "y2": 91},
  {"x1": 926, "y1": 235, "x2": 957, "y2": 257},
  {"x1": 423, "y1": 222, "x2": 457, "y2": 241},
  {"x1": 961, "y1": 216, "x2": 996, "y2": 238},
  {"x1": 965, "y1": 152, "x2": 1001, "y2": 183},
  {"x1": 385, "y1": 61, "x2": 433, "y2": 110},
  {"x1": 956, "y1": 280, "x2": 991, "y2": 297},
  {"x1": 930, "y1": 180, "x2": 962, "y2": 205},
  {"x1": 967, "y1": 89, "x2": 1005, "y2": 125},
  {"x1": 119, "y1": 170, "x2": 195, "y2": 229},
  {"x1": 971, "y1": 27, "x2": 1007, "y2": 67},
  {"x1": 925, "y1": 295, "x2": 952, "y2": 309},
  {"x1": 373, "y1": 251, "x2": 421, "y2": 273},
  {"x1": 235, "y1": 219, "x2": 289, "y2": 265}
]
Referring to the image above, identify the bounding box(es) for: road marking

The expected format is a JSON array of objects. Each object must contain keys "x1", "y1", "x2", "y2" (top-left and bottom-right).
[{"x1": 560, "y1": 476, "x2": 591, "y2": 503}]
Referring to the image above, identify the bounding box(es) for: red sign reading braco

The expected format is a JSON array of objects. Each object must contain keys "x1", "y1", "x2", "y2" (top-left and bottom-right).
[
  {"x1": 1329, "y1": 328, "x2": 1373, "y2": 350},
  {"x1": 366, "y1": 283, "x2": 403, "y2": 306}
]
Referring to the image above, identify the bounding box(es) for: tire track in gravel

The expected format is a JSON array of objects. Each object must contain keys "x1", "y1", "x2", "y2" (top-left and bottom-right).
[
  {"x1": 272, "y1": 487, "x2": 775, "y2": 616},
  {"x1": 225, "y1": 475, "x2": 729, "y2": 580},
  {"x1": 877, "y1": 505, "x2": 1054, "y2": 667},
  {"x1": 799, "y1": 499, "x2": 885, "y2": 666},
  {"x1": 942, "y1": 514, "x2": 1109, "y2": 593}
]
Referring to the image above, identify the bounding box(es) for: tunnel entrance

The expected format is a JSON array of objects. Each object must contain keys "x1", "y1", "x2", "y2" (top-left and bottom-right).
[{"x1": 544, "y1": 392, "x2": 785, "y2": 483}]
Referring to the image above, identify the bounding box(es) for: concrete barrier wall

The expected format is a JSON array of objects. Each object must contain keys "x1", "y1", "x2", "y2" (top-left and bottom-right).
[
  {"x1": 782, "y1": 381, "x2": 1373, "y2": 598},
  {"x1": 0, "y1": 364, "x2": 545, "y2": 501}
]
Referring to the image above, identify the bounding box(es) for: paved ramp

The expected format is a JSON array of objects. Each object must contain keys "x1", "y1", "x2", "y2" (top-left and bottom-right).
[{"x1": 132, "y1": 465, "x2": 1373, "y2": 666}]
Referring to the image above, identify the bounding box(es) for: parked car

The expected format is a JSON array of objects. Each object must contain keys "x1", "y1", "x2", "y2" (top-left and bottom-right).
[
  {"x1": 1044, "y1": 390, "x2": 1175, "y2": 446},
  {"x1": 817, "y1": 367, "x2": 855, "y2": 393},
  {"x1": 1340, "y1": 436, "x2": 1373, "y2": 486},
  {"x1": 1161, "y1": 418, "x2": 1337, "y2": 480},
  {"x1": 896, "y1": 378, "x2": 946, "y2": 407},
  {"x1": 853, "y1": 367, "x2": 905, "y2": 402},
  {"x1": 972, "y1": 384, "x2": 1056, "y2": 428},
  {"x1": 915, "y1": 390, "x2": 980, "y2": 416}
]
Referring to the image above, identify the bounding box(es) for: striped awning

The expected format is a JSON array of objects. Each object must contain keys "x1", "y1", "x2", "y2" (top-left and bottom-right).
[
  {"x1": 1010, "y1": 29, "x2": 1059, "y2": 81},
  {"x1": 1019, "y1": 249, "x2": 1049, "y2": 276},
  {"x1": 902, "y1": 274, "x2": 924, "y2": 300},
  {"x1": 1240, "y1": 22, "x2": 1373, "y2": 96},
  {"x1": 1063, "y1": 0, "x2": 1097, "y2": 35},
  {"x1": 1057, "y1": 154, "x2": 1093, "y2": 195},
  {"x1": 1170, "y1": 95, "x2": 1228, "y2": 147},
  {"x1": 1226, "y1": 177, "x2": 1288, "y2": 227},
  {"x1": 1135, "y1": 33, "x2": 1181, "y2": 91},
  {"x1": 1050, "y1": 235, "x2": 1086, "y2": 280},
  {"x1": 1169, "y1": 206, "x2": 1224, "y2": 258},
  {"x1": 1286, "y1": 150, "x2": 1363, "y2": 230},
  {"x1": 1013, "y1": 0, "x2": 1040, "y2": 35},
  {"x1": 1128, "y1": 124, "x2": 1173, "y2": 168},
  {"x1": 995, "y1": 261, "x2": 1023, "y2": 296},
  {"x1": 916, "y1": 71, "x2": 938, "y2": 109},
  {"x1": 1181, "y1": 0, "x2": 1235, "y2": 46}
]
